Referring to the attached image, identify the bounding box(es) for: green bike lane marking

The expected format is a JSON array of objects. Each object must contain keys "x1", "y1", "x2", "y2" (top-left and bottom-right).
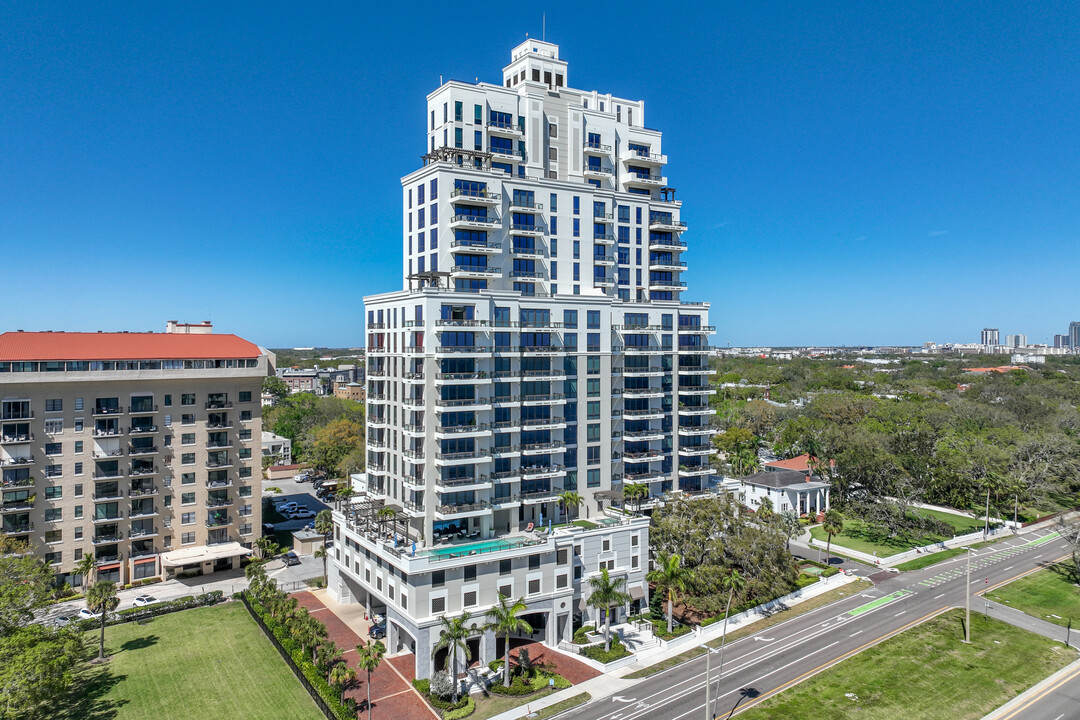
[
  {"x1": 847, "y1": 590, "x2": 912, "y2": 616},
  {"x1": 1026, "y1": 532, "x2": 1060, "y2": 547}
]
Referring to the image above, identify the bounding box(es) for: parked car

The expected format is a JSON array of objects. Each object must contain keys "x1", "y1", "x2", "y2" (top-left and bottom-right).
[
  {"x1": 53, "y1": 615, "x2": 72, "y2": 627},
  {"x1": 368, "y1": 621, "x2": 386, "y2": 639},
  {"x1": 78, "y1": 608, "x2": 103, "y2": 620},
  {"x1": 275, "y1": 501, "x2": 299, "y2": 514},
  {"x1": 288, "y1": 508, "x2": 316, "y2": 520},
  {"x1": 262, "y1": 523, "x2": 275, "y2": 534},
  {"x1": 132, "y1": 595, "x2": 159, "y2": 607},
  {"x1": 283, "y1": 551, "x2": 301, "y2": 566}
]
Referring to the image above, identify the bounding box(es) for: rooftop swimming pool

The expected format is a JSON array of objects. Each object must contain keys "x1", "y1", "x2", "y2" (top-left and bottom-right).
[{"x1": 420, "y1": 536, "x2": 536, "y2": 560}]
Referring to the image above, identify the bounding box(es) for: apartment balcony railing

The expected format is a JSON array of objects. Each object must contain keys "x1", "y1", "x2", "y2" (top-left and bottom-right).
[
  {"x1": 128, "y1": 425, "x2": 159, "y2": 435},
  {"x1": 521, "y1": 464, "x2": 565, "y2": 476},
  {"x1": 207, "y1": 478, "x2": 234, "y2": 488},
  {"x1": 93, "y1": 407, "x2": 124, "y2": 416},
  {"x1": 206, "y1": 515, "x2": 232, "y2": 528},
  {"x1": 486, "y1": 120, "x2": 522, "y2": 134},
  {"x1": 206, "y1": 496, "x2": 234, "y2": 508},
  {"x1": 584, "y1": 141, "x2": 612, "y2": 152},
  {"x1": 1, "y1": 433, "x2": 34, "y2": 444},
  {"x1": 129, "y1": 485, "x2": 159, "y2": 497},
  {"x1": 521, "y1": 416, "x2": 566, "y2": 428},
  {"x1": 3, "y1": 522, "x2": 34, "y2": 534},
  {"x1": 1, "y1": 411, "x2": 33, "y2": 420},
  {"x1": 205, "y1": 401, "x2": 233, "y2": 410},
  {"x1": 521, "y1": 441, "x2": 566, "y2": 453},
  {"x1": 92, "y1": 428, "x2": 123, "y2": 438},
  {"x1": 128, "y1": 445, "x2": 158, "y2": 456},
  {"x1": 92, "y1": 470, "x2": 124, "y2": 480},
  {"x1": 509, "y1": 222, "x2": 546, "y2": 235},
  {"x1": 436, "y1": 474, "x2": 491, "y2": 489},
  {"x1": 129, "y1": 505, "x2": 159, "y2": 518},
  {"x1": 128, "y1": 465, "x2": 158, "y2": 477},
  {"x1": 436, "y1": 501, "x2": 490, "y2": 515},
  {"x1": 127, "y1": 404, "x2": 159, "y2": 414},
  {"x1": 129, "y1": 545, "x2": 159, "y2": 558},
  {"x1": 2, "y1": 475, "x2": 35, "y2": 488},
  {"x1": 0, "y1": 456, "x2": 34, "y2": 466},
  {"x1": 450, "y1": 214, "x2": 500, "y2": 229},
  {"x1": 206, "y1": 457, "x2": 233, "y2": 468},
  {"x1": 450, "y1": 239, "x2": 501, "y2": 253},
  {"x1": 92, "y1": 512, "x2": 124, "y2": 524},
  {"x1": 450, "y1": 188, "x2": 501, "y2": 203},
  {"x1": 402, "y1": 448, "x2": 425, "y2": 461},
  {"x1": 649, "y1": 237, "x2": 687, "y2": 251},
  {"x1": 508, "y1": 199, "x2": 543, "y2": 211},
  {"x1": 1, "y1": 499, "x2": 35, "y2": 512},
  {"x1": 435, "y1": 397, "x2": 491, "y2": 408}
]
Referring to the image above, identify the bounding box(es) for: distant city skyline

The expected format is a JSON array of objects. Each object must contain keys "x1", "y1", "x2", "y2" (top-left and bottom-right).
[{"x1": 2, "y1": 3, "x2": 1078, "y2": 348}]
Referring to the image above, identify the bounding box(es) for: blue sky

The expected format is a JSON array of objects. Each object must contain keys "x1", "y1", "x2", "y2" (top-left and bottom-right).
[{"x1": 2, "y1": 2, "x2": 1078, "y2": 348}]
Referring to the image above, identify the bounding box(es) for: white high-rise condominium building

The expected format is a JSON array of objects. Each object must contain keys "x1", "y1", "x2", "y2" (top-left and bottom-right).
[
  {"x1": 1005, "y1": 334, "x2": 1027, "y2": 348},
  {"x1": 981, "y1": 328, "x2": 999, "y2": 346},
  {"x1": 328, "y1": 40, "x2": 716, "y2": 679}
]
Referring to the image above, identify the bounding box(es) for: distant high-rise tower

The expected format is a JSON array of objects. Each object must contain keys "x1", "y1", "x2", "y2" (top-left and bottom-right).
[
  {"x1": 1005, "y1": 334, "x2": 1027, "y2": 348},
  {"x1": 1055, "y1": 334, "x2": 1070, "y2": 349},
  {"x1": 981, "y1": 328, "x2": 999, "y2": 346},
  {"x1": 1070, "y1": 322, "x2": 1080, "y2": 350}
]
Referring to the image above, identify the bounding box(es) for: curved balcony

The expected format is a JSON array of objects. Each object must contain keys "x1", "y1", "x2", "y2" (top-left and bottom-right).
[
  {"x1": 625, "y1": 172, "x2": 666, "y2": 188},
  {"x1": 649, "y1": 237, "x2": 687, "y2": 252},
  {"x1": 648, "y1": 218, "x2": 687, "y2": 232},
  {"x1": 584, "y1": 141, "x2": 611, "y2": 154},
  {"x1": 622, "y1": 149, "x2": 667, "y2": 165},
  {"x1": 677, "y1": 425, "x2": 715, "y2": 437},
  {"x1": 451, "y1": 188, "x2": 501, "y2": 204},
  {"x1": 649, "y1": 280, "x2": 687, "y2": 292},
  {"x1": 450, "y1": 214, "x2": 500, "y2": 231},
  {"x1": 450, "y1": 239, "x2": 501, "y2": 254},
  {"x1": 451, "y1": 265, "x2": 502, "y2": 279},
  {"x1": 509, "y1": 222, "x2": 546, "y2": 237},
  {"x1": 649, "y1": 260, "x2": 688, "y2": 272}
]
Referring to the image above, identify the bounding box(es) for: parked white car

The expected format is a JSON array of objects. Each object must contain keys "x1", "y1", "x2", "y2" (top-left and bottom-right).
[{"x1": 132, "y1": 595, "x2": 159, "y2": 607}]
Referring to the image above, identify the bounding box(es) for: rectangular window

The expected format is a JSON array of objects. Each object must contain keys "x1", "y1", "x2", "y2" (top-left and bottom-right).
[
  {"x1": 239, "y1": 391, "x2": 252, "y2": 403},
  {"x1": 528, "y1": 578, "x2": 541, "y2": 595},
  {"x1": 182, "y1": 512, "x2": 195, "y2": 525},
  {"x1": 432, "y1": 596, "x2": 446, "y2": 614},
  {"x1": 572, "y1": 218, "x2": 580, "y2": 237},
  {"x1": 45, "y1": 442, "x2": 61, "y2": 455},
  {"x1": 573, "y1": 196, "x2": 580, "y2": 215},
  {"x1": 550, "y1": 193, "x2": 557, "y2": 212},
  {"x1": 587, "y1": 469, "x2": 601, "y2": 487},
  {"x1": 181, "y1": 393, "x2": 195, "y2": 405},
  {"x1": 455, "y1": 101, "x2": 463, "y2": 121},
  {"x1": 45, "y1": 399, "x2": 62, "y2": 412},
  {"x1": 588, "y1": 310, "x2": 601, "y2": 329}
]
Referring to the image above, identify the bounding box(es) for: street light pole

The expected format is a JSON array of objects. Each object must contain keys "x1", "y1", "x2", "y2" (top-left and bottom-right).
[
  {"x1": 702, "y1": 645, "x2": 711, "y2": 720},
  {"x1": 964, "y1": 547, "x2": 972, "y2": 643}
]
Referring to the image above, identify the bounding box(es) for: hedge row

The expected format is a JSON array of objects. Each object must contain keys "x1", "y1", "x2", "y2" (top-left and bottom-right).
[
  {"x1": 410, "y1": 678, "x2": 473, "y2": 713},
  {"x1": 489, "y1": 672, "x2": 570, "y2": 696},
  {"x1": 581, "y1": 639, "x2": 631, "y2": 663},
  {"x1": 246, "y1": 595, "x2": 355, "y2": 720}
]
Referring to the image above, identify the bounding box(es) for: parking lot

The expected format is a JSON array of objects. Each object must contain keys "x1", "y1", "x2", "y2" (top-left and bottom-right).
[{"x1": 261, "y1": 474, "x2": 335, "y2": 536}]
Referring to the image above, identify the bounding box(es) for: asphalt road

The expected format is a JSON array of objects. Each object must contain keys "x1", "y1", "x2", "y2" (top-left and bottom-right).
[
  {"x1": 994, "y1": 661, "x2": 1080, "y2": 720},
  {"x1": 567, "y1": 528, "x2": 1074, "y2": 720}
]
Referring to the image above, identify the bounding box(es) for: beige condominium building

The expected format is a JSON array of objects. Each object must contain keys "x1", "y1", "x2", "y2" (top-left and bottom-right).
[{"x1": 0, "y1": 327, "x2": 272, "y2": 586}]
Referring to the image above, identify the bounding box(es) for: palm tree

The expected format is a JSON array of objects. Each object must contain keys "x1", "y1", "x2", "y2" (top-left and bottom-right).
[
  {"x1": 431, "y1": 613, "x2": 474, "y2": 704},
  {"x1": 757, "y1": 496, "x2": 774, "y2": 520},
  {"x1": 74, "y1": 554, "x2": 96, "y2": 593},
  {"x1": 623, "y1": 483, "x2": 647, "y2": 513},
  {"x1": 647, "y1": 553, "x2": 692, "y2": 634},
  {"x1": 329, "y1": 662, "x2": 356, "y2": 705},
  {"x1": 484, "y1": 596, "x2": 533, "y2": 687},
  {"x1": 587, "y1": 567, "x2": 631, "y2": 652},
  {"x1": 711, "y1": 569, "x2": 747, "y2": 719},
  {"x1": 254, "y1": 536, "x2": 279, "y2": 560},
  {"x1": 337, "y1": 486, "x2": 355, "y2": 509},
  {"x1": 376, "y1": 506, "x2": 397, "y2": 538},
  {"x1": 314, "y1": 546, "x2": 329, "y2": 586},
  {"x1": 557, "y1": 491, "x2": 583, "y2": 523},
  {"x1": 314, "y1": 509, "x2": 334, "y2": 539},
  {"x1": 730, "y1": 446, "x2": 759, "y2": 476},
  {"x1": 356, "y1": 639, "x2": 386, "y2": 720},
  {"x1": 822, "y1": 509, "x2": 844, "y2": 565},
  {"x1": 86, "y1": 580, "x2": 120, "y2": 661}
]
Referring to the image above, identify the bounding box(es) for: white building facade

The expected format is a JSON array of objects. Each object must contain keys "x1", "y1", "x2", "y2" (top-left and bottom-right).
[{"x1": 329, "y1": 40, "x2": 715, "y2": 678}]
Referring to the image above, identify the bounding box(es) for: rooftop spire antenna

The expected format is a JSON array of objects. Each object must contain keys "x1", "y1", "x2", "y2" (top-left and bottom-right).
[{"x1": 543, "y1": 12, "x2": 546, "y2": 41}]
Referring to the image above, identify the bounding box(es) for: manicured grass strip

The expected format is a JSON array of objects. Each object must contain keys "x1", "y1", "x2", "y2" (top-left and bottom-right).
[
  {"x1": 736, "y1": 609, "x2": 1077, "y2": 720},
  {"x1": 810, "y1": 509, "x2": 985, "y2": 557},
  {"x1": 987, "y1": 563, "x2": 1080, "y2": 627},
  {"x1": 894, "y1": 538, "x2": 1000, "y2": 571},
  {"x1": 531, "y1": 692, "x2": 591, "y2": 719},
  {"x1": 917, "y1": 507, "x2": 983, "y2": 534},
  {"x1": 624, "y1": 579, "x2": 872, "y2": 678},
  {"x1": 67, "y1": 602, "x2": 322, "y2": 720},
  {"x1": 471, "y1": 686, "x2": 585, "y2": 720}
]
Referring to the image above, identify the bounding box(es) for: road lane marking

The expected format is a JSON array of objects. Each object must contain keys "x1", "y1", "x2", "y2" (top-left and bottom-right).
[
  {"x1": 894, "y1": 611, "x2": 907, "y2": 617},
  {"x1": 935, "y1": 593, "x2": 945, "y2": 599},
  {"x1": 995, "y1": 660, "x2": 1080, "y2": 720},
  {"x1": 847, "y1": 590, "x2": 911, "y2": 616},
  {"x1": 849, "y1": 630, "x2": 863, "y2": 637}
]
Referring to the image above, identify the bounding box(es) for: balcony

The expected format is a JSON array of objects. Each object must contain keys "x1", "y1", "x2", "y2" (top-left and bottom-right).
[
  {"x1": 206, "y1": 496, "x2": 234, "y2": 508},
  {"x1": 3, "y1": 522, "x2": 33, "y2": 534},
  {"x1": 206, "y1": 441, "x2": 234, "y2": 449},
  {"x1": 0, "y1": 456, "x2": 34, "y2": 467},
  {"x1": 523, "y1": 368, "x2": 566, "y2": 380},
  {"x1": 492, "y1": 469, "x2": 521, "y2": 482},
  {"x1": 128, "y1": 445, "x2": 158, "y2": 456},
  {"x1": 649, "y1": 237, "x2": 687, "y2": 252},
  {"x1": 1, "y1": 499, "x2": 35, "y2": 512},
  {"x1": 623, "y1": 387, "x2": 666, "y2": 398},
  {"x1": 584, "y1": 141, "x2": 611, "y2": 154},
  {"x1": 434, "y1": 423, "x2": 491, "y2": 438},
  {"x1": 623, "y1": 450, "x2": 663, "y2": 462},
  {"x1": 205, "y1": 401, "x2": 233, "y2": 410},
  {"x1": 206, "y1": 457, "x2": 233, "y2": 469},
  {"x1": 593, "y1": 211, "x2": 614, "y2": 223},
  {"x1": 678, "y1": 405, "x2": 713, "y2": 416},
  {"x1": 127, "y1": 404, "x2": 159, "y2": 414},
  {"x1": 93, "y1": 407, "x2": 123, "y2": 417},
  {"x1": 519, "y1": 489, "x2": 560, "y2": 504},
  {"x1": 649, "y1": 218, "x2": 687, "y2": 232},
  {"x1": 521, "y1": 440, "x2": 566, "y2": 454},
  {"x1": 593, "y1": 254, "x2": 616, "y2": 266},
  {"x1": 129, "y1": 544, "x2": 159, "y2": 558},
  {"x1": 435, "y1": 501, "x2": 490, "y2": 518},
  {"x1": 625, "y1": 172, "x2": 666, "y2": 187},
  {"x1": 451, "y1": 265, "x2": 502, "y2": 279},
  {"x1": 402, "y1": 501, "x2": 425, "y2": 517},
  {"x1": 649, "y1": 260, "x2": 688, "y2": 272},
  {"x1": 522, "y1": 393, "x2": 566, "y2": 406},
  {"x1": 486, "y1": 120, "x2": 522, "y2": 136},
  {"x1": 450, "y1": 214, "x2": 500, "y2": 231},
  {"x1": 92, "y1": 469, "x2": 124, "y2": 481},
  {"x1": 678, "y1": 324, "x2": 716, "y2": 334},
  {"x1": 583, "y1": 165, "x2": 613, "y2": 179},
  {"x1": 205, "y1": 514, "x2": 232, "y2": 528},
  {"x1": 594, "y1": 276, "x2": 616, "y2": 288},
  {"x1": 92, "y1": 512, "x2": 124, "y2": 524},
  {"x1": 0, "y1": 433, "x2": 33, "y2": 444},
  {"x1": 593, "y1": 233, "x2": 616, "y2": 245},
  {"x1": 509, "y1": 222, "x2": 545, "y2": 237},
  {"x1": 450, "y1": 239, "x2": 501, "y2": 254},
  {"x1": 649, "y1": 280, "x2": 687, "y2": 292},
  {"x1": 510, "y1": 245, "x2": 547, "y2": 258},
  {"x1": 679, "y1": 386, "x2": 716, "y2": 396},
  {"x1": 402, "y1": 448, "x2": 425, "y2": 461},
  {"x1": 623, "y1": 408, "x2": 666, "y2": 420},
  {"x1": 623, "y1": 429, "x2": 666, "y2": 441},
  {"x1": 621, "y1": 366, "x2": 666, "y2": 377},
  {"x1": 679, "y1": 466, "x2": 713, "y2": 478},
  {"x1": 680, "y1": 446, "x2": 716, "y2": 457},
  {"x1": 508, "y1": 199, "x2": 544, "y2": 212},
  {"x1": 625, "y1": 470, "x2": 664, "y2": 483},
  {"x1": 451, "y1": 188, "x2": 501, "y2": 204},
  {"x1": 128, "y1": 425, "x2": 159, "y2": 435},
  {"x1": 2, "y1": 474, "x2": 34, "y2": 489},
  {"x1": 678, "y1": 365, "x2": 712, "y2": 375},
  {"x1": 678, "y1": 425, "x2": 715, "y2": 437},
  {"x1": 436, "y1": 475, "x2": 492, "y2": 490},
  {"x1": 129, "y1": 485, "x2": 159, "y2": 498},
  {"x1": 677, "y1": 345, "x2": 712, "y2": 354},
  {"x1": 521, "y1": 417, "x2": 567, "y2": 430},
  {"x1": 434, "y1": 397, "x2": 492, "y2": 410},
  {"x1": 130, "y1": 504, "x2": 159, "y2": 518},
  {"x1": 128, "y1": 465, "x2": 158, "y2": 478},
  {"x1": 435, "y1": 371, "x2": 491, "y2": 383},
  {"x1": 434, "y1": 450, "x2": 493, "y2": 465},
  {"x1": 622, "y1": 148, "x2": 667, "y2": 165},
  {"x1": 207, "y1": 421, "x2": 234, "y2": 430},
  {"x1": 520, "y1": 464, "x2": 566, "y2": 478}
]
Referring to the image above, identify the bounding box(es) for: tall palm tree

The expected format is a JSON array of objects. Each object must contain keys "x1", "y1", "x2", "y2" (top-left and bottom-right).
[
  {"x1": 356, "y1": 639, "x2": 386, "y2": 720},
  {"x1": 646, "y1": 553, "x2": 692, "y2": 634},
  {"x1": 431, "y1": 613, "x2": 474, "y2": 704},
  {"x1": 822, "y1": 509, "x2": 844, "y2": 565},
  {"x1": 329, "y1": 662, "x2": 356, "y2": 705},
  {"x1": 711, "y1": 569, "x2": 747, "y2": 719},
  {"x1": 757, "y1": 497, "x2": 774, "y2": 520},
  {"x1": 557, "y1": 491, "x2": 583, "y2": 523},
  {"x1": 314, "y1": 546, "x2": 329, "y2": 586},
  {"x1": 86, "y1": 580, "x2": 119, "y2": 661},
  {"x1": 314, "y1": 509, "x2": 334, "y2": 539},
  {"x1": 484, "y1": 596, "x2": 533, "y2": 687},
  {"x1": 587, "y1": 567, "x2": 630, "y2": 652},
  {"x1": 623, "y1": 483, "x2": 647, "y2": 513},
  {"x1": 336, "y1": 486, "x2": 355, "y2": 509},
  {"x1": 74, "y1": 554, "x2": 96, "y2": 593}
]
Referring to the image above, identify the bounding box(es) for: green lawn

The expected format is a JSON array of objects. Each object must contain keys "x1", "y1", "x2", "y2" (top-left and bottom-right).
[
  {"x1": 65, "y1": 602, "x2": 322, "y2": 720},
  {"x1": 811, "y1": 509, "x2": 983, "y2": 557},
  {"x1": 736, "y1": 610, "x2": 1076, "y2": 720},
  {"x1": 988, "y1": 564, "x2": 1080, "y2": 627}
]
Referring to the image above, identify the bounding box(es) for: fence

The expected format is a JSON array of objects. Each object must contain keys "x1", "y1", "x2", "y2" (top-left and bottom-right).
[
  {"x1": 809, "y1": 526, "x2": 1006, "y2": 567},
  {"x1": 238, "y1": 593, "x2": 339, "y2": 720}
]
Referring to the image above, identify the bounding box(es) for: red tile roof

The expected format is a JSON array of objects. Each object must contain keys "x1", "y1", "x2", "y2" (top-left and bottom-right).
[
  {"x1": 0, "y1": 331, "x2": 262, "y2": 361},
  {"x1": 763, "y1": 453, "x2": 834, "y2": 472}
]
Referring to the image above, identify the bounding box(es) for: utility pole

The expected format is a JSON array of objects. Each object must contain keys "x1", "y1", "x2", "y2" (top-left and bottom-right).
[
  {"x1": 964, "y1": 547, "x2": 972, "y2": 643},
  {"x1": 702, "y1": 645, "x2": 711, "y2": 720}
]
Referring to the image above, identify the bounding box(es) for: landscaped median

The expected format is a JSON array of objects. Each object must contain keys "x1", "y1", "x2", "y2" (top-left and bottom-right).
[
  {"x1": 987, "y1": 562, "x2": 1080, "y2": 627},
  {"x1": 733, "y1": 609, "x2": 1076, "y2": 720}
]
